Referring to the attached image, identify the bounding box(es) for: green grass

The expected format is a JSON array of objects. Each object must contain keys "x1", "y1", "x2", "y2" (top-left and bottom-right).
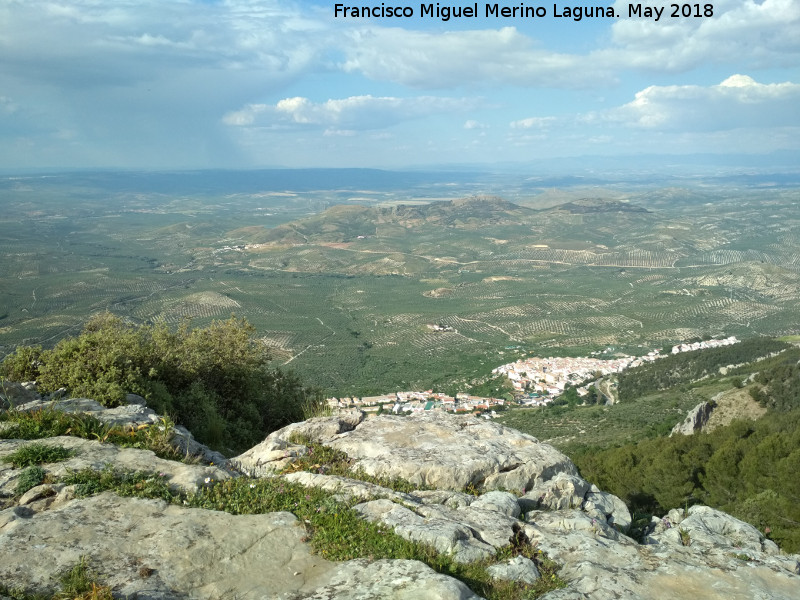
[
  {"x1": 40, "y1": 466, "x2": 566, "y2": 600},
  {"x1": 63, "y1": 467, "x2": 176, "y2": 502},
  {"x1": 2, "y1": 443, "x2": 74, "y2": 468},
  {"x1": 0, "y1": 557, "x2": 113, "y2": 600},
  {"x1": 0, "y1": 408, "x2": 185, "y2": 461}
]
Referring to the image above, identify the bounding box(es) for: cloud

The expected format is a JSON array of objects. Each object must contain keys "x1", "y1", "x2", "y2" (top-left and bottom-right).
[
  {"x1": 599, "y1": 75, "x2": 800, "y2": 130},
  {"x1": 463, "y1": 120, "x2": 487, "y2": 130},
  {"x1": 224, "y1": 95, "x2": 481, "y2": 130},
  {"x1": 607, "y1": 0, "x2": 800, "y2": 71},
  {"x1": 510, "y1": 117, "x2": 557, "y2": 130},
  {"x1": 340, "y1": 26, "x2": 613, "y2": 89},
  {"x1": 507, "y1": 75, "x2": 800, "y2": 155},
  {"x1": 0, "y1": 1, "x2": 336, "y2": 167}
]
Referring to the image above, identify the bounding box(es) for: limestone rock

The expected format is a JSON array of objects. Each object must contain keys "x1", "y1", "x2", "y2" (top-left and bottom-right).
[
  {"x1": 487, "y1": 555, "x2": 540, "y2": 585},
  {"x1": 0, "y1": 493, "x2": 478, "y2": 600},
  {"x1": 469, "y1": 490, "x2": 521, "y2": 518},
  {"x1": 232, "y1": 410, "x2": 366, "y2": 476},
  {"x1": 670, "y1": 401, "x2": 714, "y2": 436},
  {"x1": 0, "y1": 437, "x2": 231, "y2": 496},
  {"x1": 238, "y1": 412, "x2": 577, "y2": 493},
  {"x1": 650, "y1": 505, "x2": 777, "y2": 555},
  {"x1": 287, "y1": 559, "x2": 481, "y2": 600},
  {"x1": 353, "y1": 498, "x2": 496, "y2": 563},
  {"x1": 413, "y1": 489, "x2": 474, "y2": 509},
  {"x1": 581, "y1": 486, "x2": 632, "y2": 531},
  {"x1": 520, "y1": 472, "x2": 591, "y2": 512},
  {"x1": 525, "y1": 508, "x2": 800, "y2": 599},
  {"x1": 3, "y1": 396, "x2": 800, "y2": 599},
  {"x1": 0, "y1": 381, "x2": 40, "y2": 408}
]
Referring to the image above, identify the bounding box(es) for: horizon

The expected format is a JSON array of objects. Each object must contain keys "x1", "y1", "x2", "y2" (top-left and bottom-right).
[{"x1": 2, "y1": 1, "x2": 798, "y2": 171}]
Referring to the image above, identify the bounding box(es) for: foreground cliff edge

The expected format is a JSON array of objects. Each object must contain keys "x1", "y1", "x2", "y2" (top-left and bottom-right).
[{"x1": 1, "y1": 385, "x2": 799, "y2": 600}]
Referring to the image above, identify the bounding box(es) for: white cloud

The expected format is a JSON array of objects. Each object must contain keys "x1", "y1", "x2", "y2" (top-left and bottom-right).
[
  {"x1": 224, "y1": 95, "x2": 481, "y2": 130},
  {"x1": 507, "y1": 75, "x2": 800, "y2": 156},
  {"x1": 463, "y1": 120, "x2": 487, "y2": 130},
  {"x1": 607, "y1": 0, "x2": 800, "y2": 71},
  {"x1": 510, "y1": 117, "x2": 557, "y2": 129},
  {"x1": 340, "y1": 26, "x2": 613, "y2": 89},
  {"x1": 602, "y1": 75, "x2": 800, "y2": 130}
]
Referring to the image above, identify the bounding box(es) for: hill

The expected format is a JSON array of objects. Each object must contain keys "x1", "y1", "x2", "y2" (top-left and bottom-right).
[{"x1": 2, "y1": 181, "x2": 799, "y2": 395}]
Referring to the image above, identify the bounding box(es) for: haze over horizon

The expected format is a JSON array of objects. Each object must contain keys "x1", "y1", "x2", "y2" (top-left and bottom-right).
[{"x1": 1, "y1": 1, "x2": 798, "y2": 171}]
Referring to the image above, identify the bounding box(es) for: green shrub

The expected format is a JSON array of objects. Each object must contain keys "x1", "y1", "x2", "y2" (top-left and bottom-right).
[
  {"x1": 1, "y1": 313, "x2": 318, "y2": 454},
  {"x1": 63, "y1": 467, "x2": 175, "y2": 502},
  {"x1": 0, "y1": 345, "x2": 43, "y2": 383},
  {"x1": 15, "y1": 466, "x2": 46, "y2": 495},
  {"x1": 2, "y1": 443, "x2": 74, "y2": 468}
]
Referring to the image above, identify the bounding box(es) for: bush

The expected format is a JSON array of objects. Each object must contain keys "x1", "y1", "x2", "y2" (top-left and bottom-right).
[
  {"x1": 1, "y1": 313, "x2": 318, "y2": 454},
  {"x1": 15, "y1": 465, "x2": 46, "y2": 495},
  {"x1": 2, "y1": 443, "x2": 73, "y2": 468}
]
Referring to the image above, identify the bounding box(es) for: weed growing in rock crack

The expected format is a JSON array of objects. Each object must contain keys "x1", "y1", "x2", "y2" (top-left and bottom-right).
[
  {"x1": 679, "y1": 527, "x2": 691, "y2": 546},
  {"x1": 64, "y1": 467, "x2": 175, "y2": 502},
  {"x1": 15, "y1": 465, "x2": 47, "y2": 495},
  {"x1": 2, "y1": 443, "x2": 74, "y2": 468},
  {"x1": 283, "y1": 434, "x2": 428, "y2": 494},
  {"x1": 730, "y1": 552, "x2": 752, "y2": 561},
  {"x1": 0, "y1": 585, "x2": 48, "y2": 600},
  {"x1": 0, "y1": 557, "x2": 112, "y2": 600},
  {"x1": 55, "y1": 556, "x2": 114, "y2": 600}
]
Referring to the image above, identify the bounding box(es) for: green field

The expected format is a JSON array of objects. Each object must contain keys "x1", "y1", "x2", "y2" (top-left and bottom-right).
[{"x1": 2, "y1": 173, "x2": 800, "y2": 395}]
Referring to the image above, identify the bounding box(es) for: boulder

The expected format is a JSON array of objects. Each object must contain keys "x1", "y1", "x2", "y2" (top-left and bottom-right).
[
  {"x1": 581, "y1": 486, "x2": 632, "y2": 531},
  {"x1": 0, "y1": 381, "x2": 40, "y2": 408},
  {"x1": 237, "y1": 412, "x2": 577, "y2": 493},
  {"x1": 520, "y1": 472, "x2": 591, "y2": 512},
  {"x1": 487, "y1": 555, "x2": 540, "y2": 585},
  {"x1": 649, "y1": 505, "x2": 779, "y2": 555}
]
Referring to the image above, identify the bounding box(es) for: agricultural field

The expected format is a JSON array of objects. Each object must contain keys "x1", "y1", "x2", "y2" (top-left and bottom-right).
[{"x1": 2, "y1": 171, "x2": 800, "y2": 395}]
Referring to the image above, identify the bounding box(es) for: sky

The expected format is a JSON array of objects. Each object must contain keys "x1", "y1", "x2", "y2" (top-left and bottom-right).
[{"x1": 1, "y1": 0, "x2": 799, "y2": 170}]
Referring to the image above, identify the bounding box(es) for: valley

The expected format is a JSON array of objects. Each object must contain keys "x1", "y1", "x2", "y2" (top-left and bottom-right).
[{"x1": 1, "y1": 170, "x2": 799, "y2": 396}]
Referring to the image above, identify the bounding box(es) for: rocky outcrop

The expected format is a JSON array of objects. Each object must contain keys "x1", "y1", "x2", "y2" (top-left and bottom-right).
[
  {"x1": 1, "y1": 399, "x2": 799, "y2": 599},
  {"x1": 12, "y1": 395, "x2": 229, "y2": 466},
  {"x1": 234, "y1": 411, "x2": 578, "y2": 493},
  {"x1": 670, "y1": 400, "x2": 714, "y2": 436},
  {"x1": 0, "y1": 493, "x2": 478, "y2": 600}
]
